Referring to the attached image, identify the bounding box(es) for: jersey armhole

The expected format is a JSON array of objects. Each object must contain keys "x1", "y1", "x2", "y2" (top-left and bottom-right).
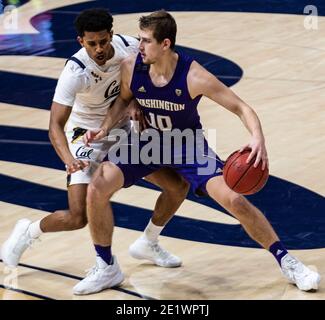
[
  {"x1": 129, "y1": 54, "x2": 142, "y2": 92},
  {"x1": 115, "y1": 34, "x2": 130, "y2": 47},
  {"x1": 65, "y1": 57, "x2": 86, "y2": 69},
  {"x1": 186, "y1": 60, "x2": 199, "y2": 100}
]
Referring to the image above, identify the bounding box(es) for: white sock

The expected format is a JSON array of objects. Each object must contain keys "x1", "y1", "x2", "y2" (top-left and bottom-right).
[
  {"x1": 144, "y1": 220, "x2": 164, "y2": 243},
  {"x1": 28, "y1": 220, "x2": 43, "y2": 239}
]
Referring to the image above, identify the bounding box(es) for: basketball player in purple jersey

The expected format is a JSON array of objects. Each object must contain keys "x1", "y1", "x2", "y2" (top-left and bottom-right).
[{"x1": 74, "y1": 10, "x2": 320, "y2": 295}]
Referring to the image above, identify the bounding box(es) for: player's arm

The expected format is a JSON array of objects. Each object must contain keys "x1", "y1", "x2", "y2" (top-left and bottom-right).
[
  {"x1": 188, "y1": 61, "x2": 268, "y2": 170},
  {"x1": 49, "y1": 102, "x2": 89, "y2": 174},
  {"x1": 84, "y1": 56, "x2": 135, "y2": 144}
]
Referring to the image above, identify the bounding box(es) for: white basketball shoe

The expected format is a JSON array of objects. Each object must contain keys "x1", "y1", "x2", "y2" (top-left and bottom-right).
[
  {"x1": 281, "y1": 254, "x2": 321, "y2": 291},
  {"x1": 73, "y1": 256, "x2": 124, "y2": 295},
  {"x1": 129, "y1": 235, "x2": 182, "y2": 268},
  {"x1": 1, "y1": 219, "x2": 35, "y2": 267}
]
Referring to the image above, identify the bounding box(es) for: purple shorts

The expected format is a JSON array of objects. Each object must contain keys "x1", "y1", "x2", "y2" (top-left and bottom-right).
[{"x1": 109, "y1": 134, "x2": 224, "y2": 195}]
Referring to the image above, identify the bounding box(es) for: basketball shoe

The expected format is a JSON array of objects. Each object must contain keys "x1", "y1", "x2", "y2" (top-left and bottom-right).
[
  {"x1": 281, "y1": 254, "x2": 321, "y2": 291},
  {"x1": 129, "y1": 235, "x2": 182, "y2": 268},
  {"x1": 73, "y1": 256, "x2": 124, "y2": 295},
  {"x1": 1, "y1": 219, "x2": 34, "y2": 267}
]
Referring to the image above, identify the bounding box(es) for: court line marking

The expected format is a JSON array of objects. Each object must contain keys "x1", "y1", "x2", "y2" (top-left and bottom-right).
[
  {"x1": 0, "y1": 259, "x2": 156, "y2": 300},
  {"x1": 0, "y1": 284, "x2": 55, "y2": 300},
  {"x1": 0, "y1": 139, "x2": 51, "y2": 145}
]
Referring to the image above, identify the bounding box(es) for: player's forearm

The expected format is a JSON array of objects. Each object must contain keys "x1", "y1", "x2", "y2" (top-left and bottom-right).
[
  {"x1": 238, "y1": 104, "x2": 265, "y2": 141},
  {"x1": 49, "y1": 124, "x2": 74, "y2": 165},
  {"x1": 101, "y1": 96, "x2": 130, "y2": 134}
]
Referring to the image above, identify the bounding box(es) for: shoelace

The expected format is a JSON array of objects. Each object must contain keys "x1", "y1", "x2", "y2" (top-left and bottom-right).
[
  {"x1": 286, "y1": 257, "x2": 301, "y2": 270},
  {"x1": 150, "y1": 243, "x2": 170, "y2": 259},
  {"x1": 285, "y1": 256, "x2": 298, "y2": 268},
  {"x1": 283, "y1": 256, "x2": 305, "y2": 278},
  {"x1": 85, "y1": 265, "x2": 100, "y2": 278}
]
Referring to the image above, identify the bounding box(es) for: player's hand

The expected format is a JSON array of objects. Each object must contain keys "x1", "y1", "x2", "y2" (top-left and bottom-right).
[
  {"x1": 65, "y1": 159, "x2": 89, "y2": 174},
  {"x1": 239, "y1": 137, "x2": 268, "y2": 170},
  {"x1": 127, "y1": 100, "x2": 147, "y2": 132},
  {"x1": 83, "y1": 129, "x2": 106, "y2": 146}
]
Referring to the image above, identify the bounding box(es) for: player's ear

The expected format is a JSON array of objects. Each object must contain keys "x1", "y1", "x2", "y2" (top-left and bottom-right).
[
  {"x1": 109, "y1": 30, "x2": 113, "y2": 40},
  {"x1": 77, "y1": 36, "x2": 84, "y2": 47},
  {"x1": 162, "y1": 38, "x2": 171, "y2": 50}
]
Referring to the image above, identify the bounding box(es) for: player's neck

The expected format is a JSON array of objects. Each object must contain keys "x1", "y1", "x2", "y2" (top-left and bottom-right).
[
  {"x1": 150, "y1": 51, "x2": 178, "y2": 77},
  {"x1": 107, "y1": 45, "x2": 115, "y2": 61}
]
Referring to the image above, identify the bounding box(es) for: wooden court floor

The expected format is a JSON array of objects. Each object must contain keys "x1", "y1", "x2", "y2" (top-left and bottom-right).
[{"x1": 0, "y1": 0, "x2": 325, "y2": 300}]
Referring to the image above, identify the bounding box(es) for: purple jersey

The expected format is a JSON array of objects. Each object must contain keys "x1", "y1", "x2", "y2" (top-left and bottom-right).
[
  {"x1": 130, "y1": 52, "x2": 202, "y2": 131},
  {"x1": 111, "y1": 51, "x2": 224, "y2": 195}
]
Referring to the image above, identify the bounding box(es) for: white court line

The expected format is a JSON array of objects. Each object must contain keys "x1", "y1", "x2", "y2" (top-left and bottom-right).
[{"x1": 0, "y1": 139, "x2": 51, "y2": 145}]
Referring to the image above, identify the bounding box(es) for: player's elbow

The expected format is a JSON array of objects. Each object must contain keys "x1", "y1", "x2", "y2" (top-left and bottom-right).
[{"x1": 179, "y1": 179, "x2": 190, "y2": 198}]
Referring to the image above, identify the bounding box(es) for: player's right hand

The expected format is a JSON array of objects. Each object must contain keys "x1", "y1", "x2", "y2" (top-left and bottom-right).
[
  {"x1": 83, "y1": 129, "x2": 106, "y2": 146},
  {"x1": 239, "y1": 137, "x2": 268, "y2": 171},
  {"x1": 127, "y1": 99, "x2": 147, "y2": 132},
  {"x1": 65, "y1": 159, "x2": 89, "y2": 174}
]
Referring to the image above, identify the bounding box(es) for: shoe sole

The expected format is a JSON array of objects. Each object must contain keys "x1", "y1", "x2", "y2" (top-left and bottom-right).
[
  {"x1": 73, "y1": 273, "x2": 125, "y2": 295},
  {"x1": 129, "y1": 247, "x2": 182, "y2": 268}
]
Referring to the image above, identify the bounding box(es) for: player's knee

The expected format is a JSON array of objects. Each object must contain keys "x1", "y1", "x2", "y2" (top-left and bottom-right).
[
  {"x1": 179, "y1": 179, "x2": 190, "y2": 198},
  {"x1": 70, "y1": 215, "x2": 88, "y2": 230},
  {"x1": 162, "y1": 178, "x2": 190, "y2": 199},
  {"x1": 88, "y1": 173, "x2": 107, "y2": 200},
  {"x1": 89, "y1": 163, "x2": 120, "y2": 198},
  {"x1": 63, "y1": 208, "x2": 88, "y2": 230},
  {"x1": 174, "y1": 181, "x2": 190, "y2": 202},
  {"x1": 87, "y1": 178, "x2": 114, "y2": 205},
  {"x1": 227, "y1": 194, "x2": 254, "y2": 221},
  {"x1": 229, "y1": 193, "x2": 248, "y2": 212},
  {"x1": 87, "y1": 181, "x2": 102, "y2": 202}
]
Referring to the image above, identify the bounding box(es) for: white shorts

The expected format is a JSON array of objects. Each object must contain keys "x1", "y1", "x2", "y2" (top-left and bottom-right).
[{"x1": 66, "y1": 123, "x2": 130, "y2": 186}]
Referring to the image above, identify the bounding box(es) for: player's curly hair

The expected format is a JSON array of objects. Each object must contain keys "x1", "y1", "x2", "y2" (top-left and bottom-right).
[
  {"x1": 139, "y1": 10, "x2": 177, "y2": 49},
  {"x1": 74, "y1": 8, "x2": 113, "y2": 37}
]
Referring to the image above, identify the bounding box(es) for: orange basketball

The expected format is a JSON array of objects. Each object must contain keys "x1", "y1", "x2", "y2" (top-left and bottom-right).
[{"x1": 223, "y1": 149, "x2": 269, "y2": 195}]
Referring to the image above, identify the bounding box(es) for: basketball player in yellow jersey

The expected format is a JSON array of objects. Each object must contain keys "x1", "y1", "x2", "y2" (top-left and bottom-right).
[
  {"x1": 74, "y1": 10, "x2": 320, "y2": 295},
  {"x1": 1, "y1": 9, "x2": 188, "y2": 271}
]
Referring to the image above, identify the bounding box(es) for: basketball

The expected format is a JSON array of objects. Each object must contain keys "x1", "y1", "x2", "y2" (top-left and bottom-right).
[{"x1": 223, "y1": 149, "x2": 269, "y2": 195}]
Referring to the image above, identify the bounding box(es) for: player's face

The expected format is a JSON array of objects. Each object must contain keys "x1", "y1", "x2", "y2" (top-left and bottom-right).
[
  {"x1": 138, "y1": 29, "x2": 164, "y2": 64},
  {"x1": 78, "y1": 30, "x2": 113, "y2": 66}
]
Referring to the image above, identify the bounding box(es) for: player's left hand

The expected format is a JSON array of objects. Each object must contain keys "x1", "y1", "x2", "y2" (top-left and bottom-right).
[
  {"x1": 239, "y1": 137, "x2": 268, "y2": 170},
  {"x1": 83, "y1": 129, "x2": 106, "y2": 146}
]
